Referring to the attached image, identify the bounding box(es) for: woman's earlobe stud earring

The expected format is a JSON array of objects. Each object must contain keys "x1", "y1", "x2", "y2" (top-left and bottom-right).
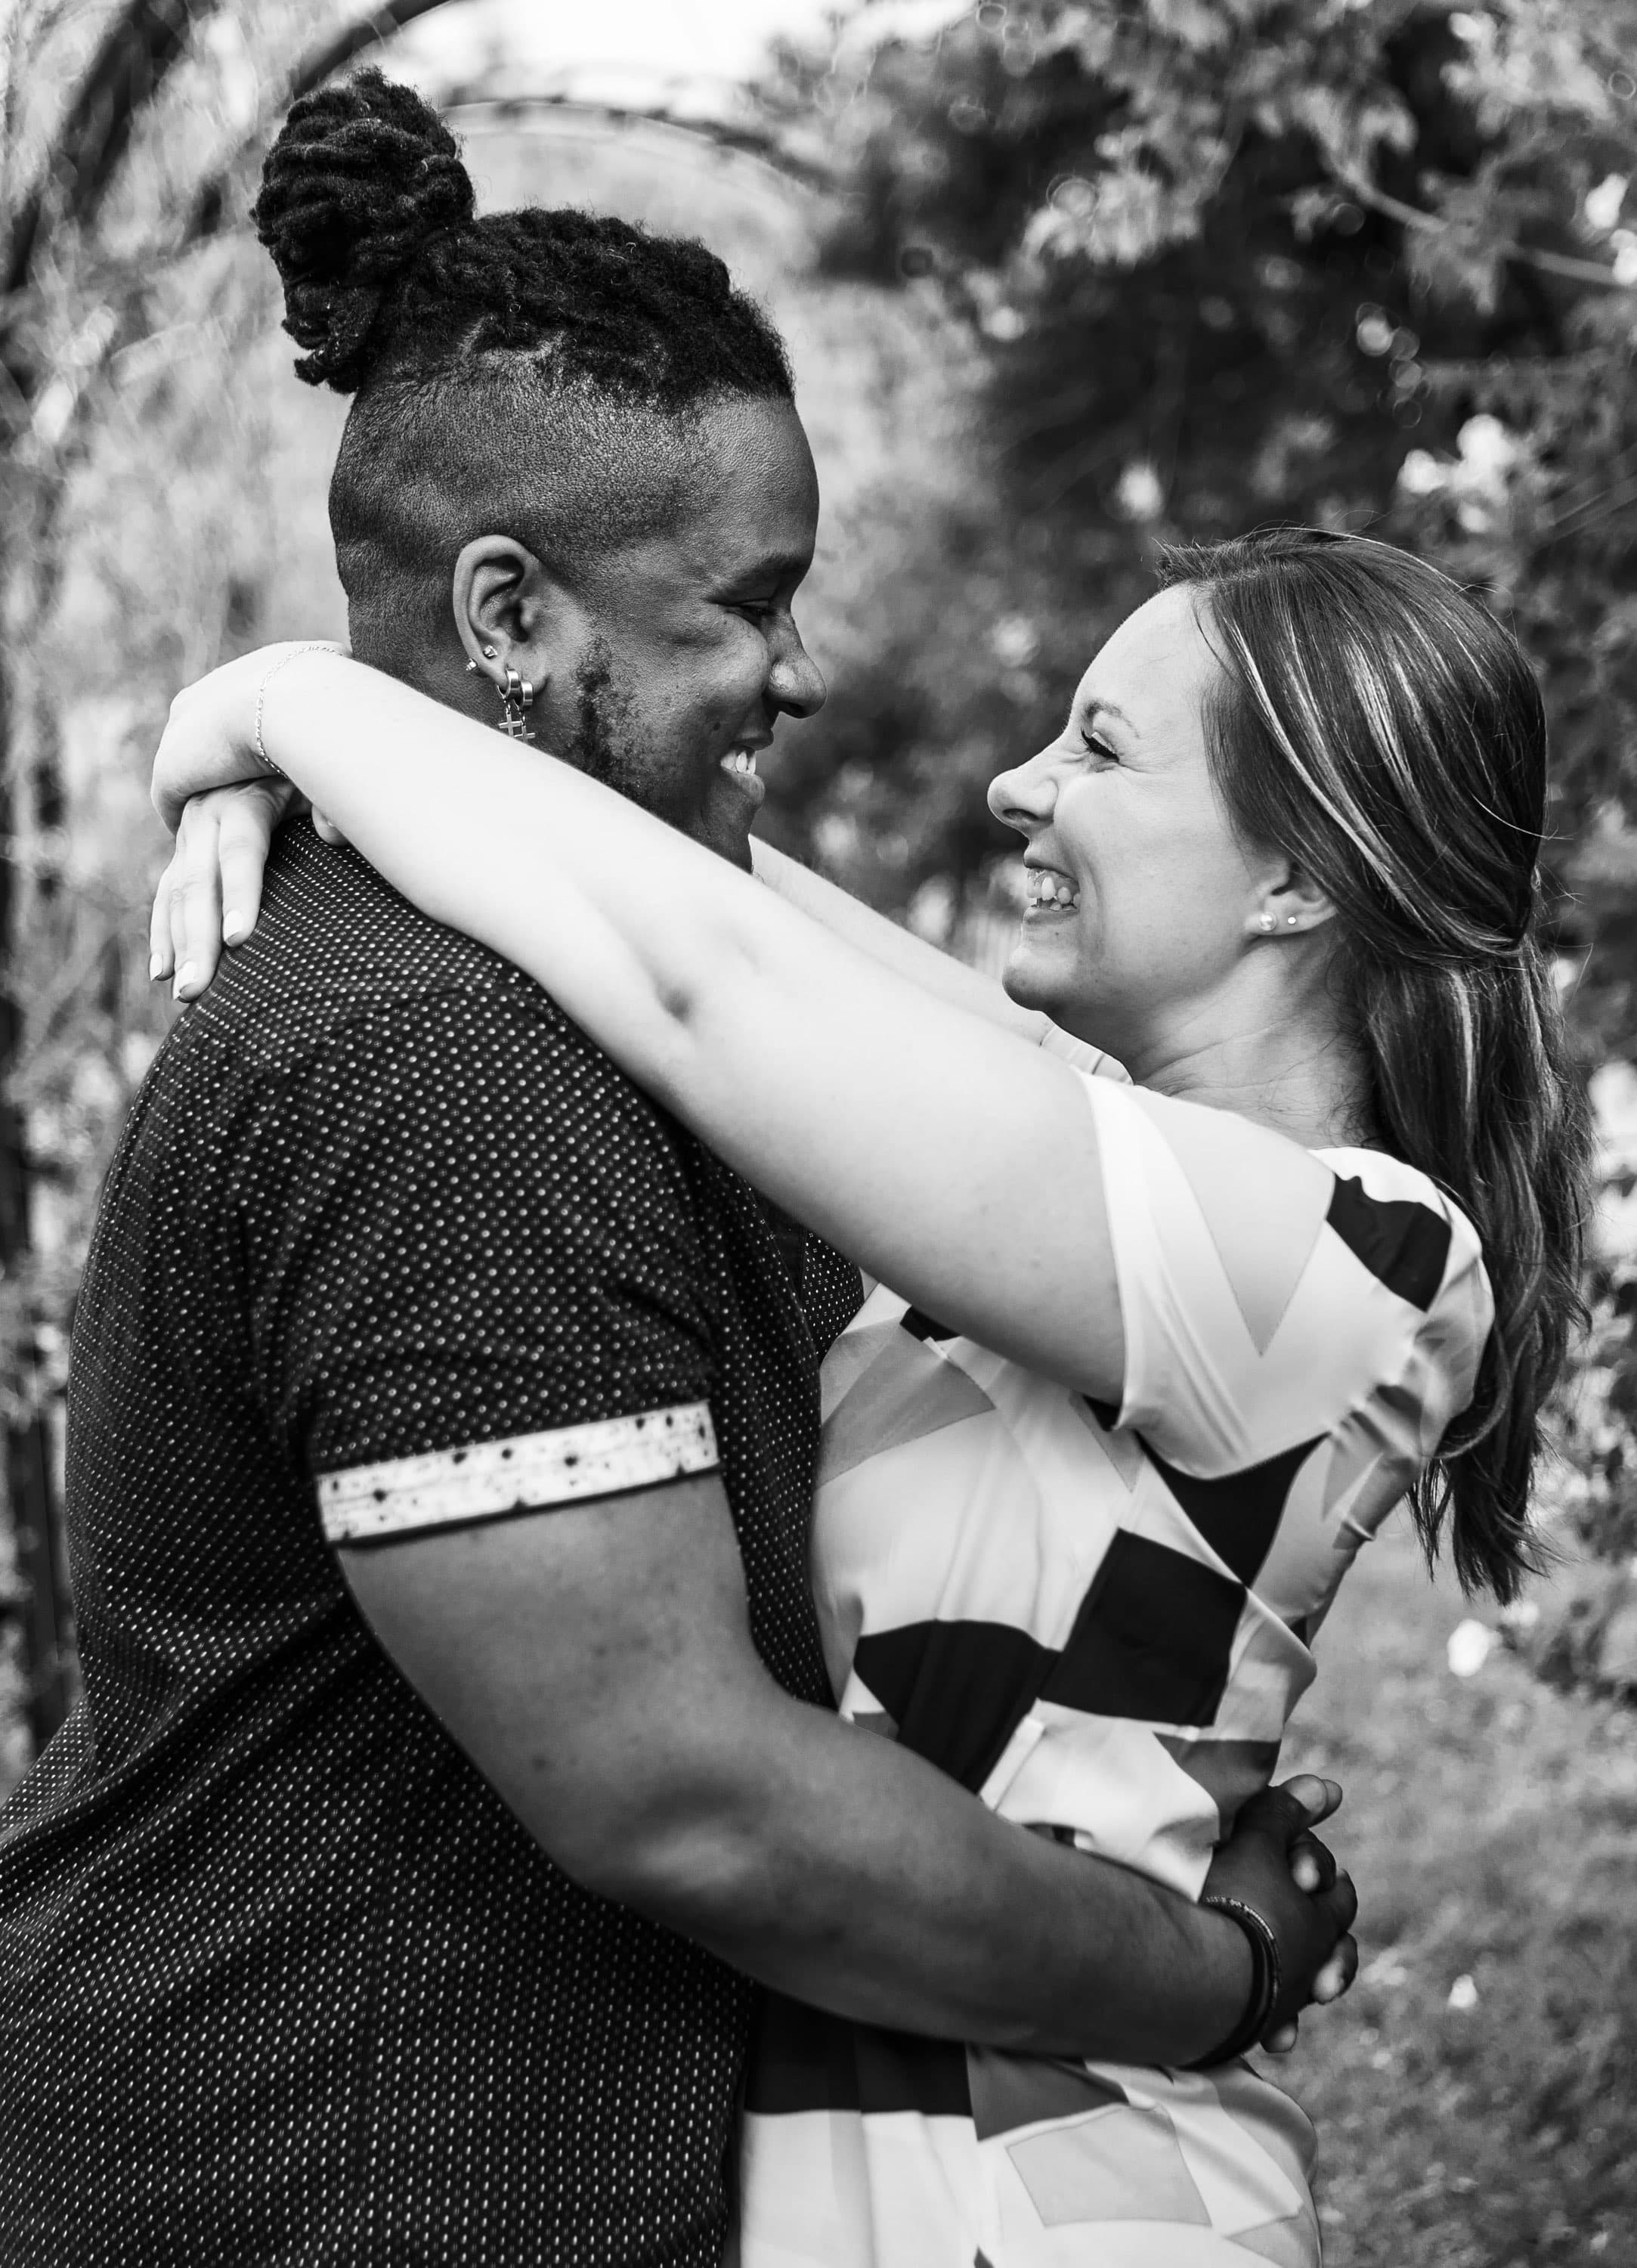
[
  {"x1": 1258, "y1": 912, "x2": 1276, "y2": 933},
  {"x1": 1286, "y1": 915, "x2": 1299, "y2": 927}
]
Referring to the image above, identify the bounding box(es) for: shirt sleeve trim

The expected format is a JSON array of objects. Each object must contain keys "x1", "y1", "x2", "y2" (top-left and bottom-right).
[{"x1": 317, "y1": 1402, "x2": 720, "y2": 1545}]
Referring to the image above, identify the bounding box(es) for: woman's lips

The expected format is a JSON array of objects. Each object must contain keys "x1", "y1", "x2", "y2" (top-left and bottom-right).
[{"x1": 1023, "y1": 865, "x2": 1080, "y2": 916}]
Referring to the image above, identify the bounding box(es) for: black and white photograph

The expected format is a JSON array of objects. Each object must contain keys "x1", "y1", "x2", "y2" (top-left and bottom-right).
[{"x1": 0, "y1": 2, "x2": 1634, "y2": 2262}]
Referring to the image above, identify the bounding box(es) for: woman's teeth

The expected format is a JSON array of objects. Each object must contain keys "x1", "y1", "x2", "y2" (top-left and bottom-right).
[
  {"x1": 721, "y1": 750, "x2": 759, "y2": 776},
  {"x1": 1026, "y1": 869, "x2": 1080, "y2": 911}
]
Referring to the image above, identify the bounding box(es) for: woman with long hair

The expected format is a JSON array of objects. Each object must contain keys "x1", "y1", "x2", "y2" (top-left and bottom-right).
[{"x1": 152, "y1": 526, "x2": 1588, "y2": 2265}]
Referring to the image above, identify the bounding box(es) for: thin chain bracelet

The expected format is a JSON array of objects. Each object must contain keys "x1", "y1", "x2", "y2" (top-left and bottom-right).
[{"x1": 253, "y1": 644, "x2": 339, "y2": 781}]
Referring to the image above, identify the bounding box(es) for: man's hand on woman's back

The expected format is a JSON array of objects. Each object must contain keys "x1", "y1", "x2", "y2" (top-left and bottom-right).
[{"x1": 1204, "y1": 1774, "x2": 1359, "y2": 2053}]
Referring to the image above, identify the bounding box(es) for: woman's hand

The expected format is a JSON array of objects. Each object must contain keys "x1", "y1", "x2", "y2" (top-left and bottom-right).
[
  {"x1": 150, "y1": 641, "x2": 349, "y2": 996},
  {"x1": 150, "y1": 640, "x2": 344, "y2": 832},
  {"x1": 150, "y1": 782, "x2": 298, "y2": 996}
]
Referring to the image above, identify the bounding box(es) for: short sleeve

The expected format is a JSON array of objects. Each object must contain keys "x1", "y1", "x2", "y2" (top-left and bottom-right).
[
  {"x1": 1039, "y1": 1024, "x2": 1131, "y2": 1082},
  {"x1": 243, "y1": 986, "x2": 721, "y2": 1547},
  {"x1": 1082, "y1": 1073, "x2": 1492, "y2": 1477}
]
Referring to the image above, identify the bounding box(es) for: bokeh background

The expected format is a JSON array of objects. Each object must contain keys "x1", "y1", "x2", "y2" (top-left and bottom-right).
[{"x1": 2, "y1": 4, "x2": 1636, "y2": 2258}]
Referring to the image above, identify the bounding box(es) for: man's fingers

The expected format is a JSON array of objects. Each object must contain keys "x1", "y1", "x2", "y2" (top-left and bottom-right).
[
  {"x1": 1287, "y1": 1830, "x2": 1336, "y2": 1896},
  {"x1": 1261, "y1": 2018, "x2": 1299, "y2": 2055},
  {"x1": 1310, "y1": 1932, "x2": 1358, "y2": 2005},
  {"x1": 1276, "y1": 1774, "x2": 1343, "y2": 1827},
  {"x1": 1314, "y1": 1865, "x2": 1358, "y2": 1941},
  {"x1": 1236, "y1": 1775, "x2": 1342, "y2": 1851}
]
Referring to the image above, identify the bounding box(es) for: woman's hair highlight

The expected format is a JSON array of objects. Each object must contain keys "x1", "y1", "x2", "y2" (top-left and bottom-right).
[{"x1": 1158, "y1": 526, "x2": 1591, "y2": 1601}]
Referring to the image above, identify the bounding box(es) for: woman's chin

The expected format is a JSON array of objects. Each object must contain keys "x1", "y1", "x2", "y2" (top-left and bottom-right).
[{"x1": 1001, "y1": 923, "x2": 1081, "y2": 1018}]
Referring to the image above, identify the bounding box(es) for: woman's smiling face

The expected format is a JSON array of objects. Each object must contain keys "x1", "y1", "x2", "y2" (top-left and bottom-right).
[{"x1": 987, "y1": 584, "x2": 1276, "y2": 1064}]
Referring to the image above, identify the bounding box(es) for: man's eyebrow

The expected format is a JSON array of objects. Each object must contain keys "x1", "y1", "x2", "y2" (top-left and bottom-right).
[{"x1": 716, "y1": 549, "x2": 812, "y2": 588}]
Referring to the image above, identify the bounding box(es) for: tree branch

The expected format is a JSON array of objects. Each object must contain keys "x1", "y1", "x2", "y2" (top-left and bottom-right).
[
  {"x1": 3, "y1": 0, "x2": 217, "y2": 300},
  {"x1": 1345, "y1": 175, "x2": 1634, "y2": 294},
  {"x1": 276, "y1": 0, "x2": 459, "y2": 110},
  {"x1": 178, "y1": 85, "x2": 833, "y2": 259}
]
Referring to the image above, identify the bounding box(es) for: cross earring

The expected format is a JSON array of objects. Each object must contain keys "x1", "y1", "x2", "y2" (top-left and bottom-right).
[
  {"x1": 464, "y1": 649, "x2": 537, "y2": 742},
  {"x1": 496, "y1": 666, "x2": 537, "y2": 741}
]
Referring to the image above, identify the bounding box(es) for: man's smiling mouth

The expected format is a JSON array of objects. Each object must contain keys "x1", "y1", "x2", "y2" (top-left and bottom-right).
[{"x1": 710, "y1": 742, "x2": 768, "y2": 816}]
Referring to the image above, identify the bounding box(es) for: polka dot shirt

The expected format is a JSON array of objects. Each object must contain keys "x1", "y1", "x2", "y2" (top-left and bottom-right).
[{"x1": 0, "y1": 823, "x2": 858, "y2": 2266}]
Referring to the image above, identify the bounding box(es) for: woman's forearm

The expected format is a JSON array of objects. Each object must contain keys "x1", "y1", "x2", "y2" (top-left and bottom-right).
[
  {"x1": 255, "y1": 652, "x2": 1126, "y2": 1396},
  {"x1": 750, "y1": 844, "x2": 1120, "y2": 1074},
  {"x1": 750, "y1": 841, "x2": 1050, "y2": 1040}
]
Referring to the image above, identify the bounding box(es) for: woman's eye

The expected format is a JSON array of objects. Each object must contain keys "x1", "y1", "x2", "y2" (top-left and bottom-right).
[{"x1": 1079, "y1": 727, "x2": 1118, "y2": 761}]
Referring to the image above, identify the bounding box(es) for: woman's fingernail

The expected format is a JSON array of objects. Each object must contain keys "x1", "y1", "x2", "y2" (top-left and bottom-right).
[
  {"x1": 149, "y1": 955, "x2": 166, "y2": 982},
  {"x1": 173, "y1": 963, "x2": 197, "y2": 1001},
  {"x1": 222, "y1": 913, "x2": 245, "y2": 946}
]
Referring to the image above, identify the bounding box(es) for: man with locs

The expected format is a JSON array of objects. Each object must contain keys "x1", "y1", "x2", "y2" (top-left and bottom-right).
[{"x1": 0, "y1": 76, "x2": 1355, "y2": 2267}]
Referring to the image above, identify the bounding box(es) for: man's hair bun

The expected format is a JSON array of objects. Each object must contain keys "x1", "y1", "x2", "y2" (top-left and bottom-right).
[{"x1": 252, "y1": 67, "x2": 475, "y2": 393}]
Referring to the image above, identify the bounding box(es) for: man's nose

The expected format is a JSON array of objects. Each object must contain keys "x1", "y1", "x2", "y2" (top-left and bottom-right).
[
  {"x1": 769, "y1": 624, "x2": 826, "y2": 718},
  {"x1": 987, "y1": 748, "x2": 1057, "y2": 834}
]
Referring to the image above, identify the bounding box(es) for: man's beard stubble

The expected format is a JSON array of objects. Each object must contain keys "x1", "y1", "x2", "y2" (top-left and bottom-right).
[
  {"x1": 568, "y1": 638, "x2": 648, "y2": 805},
  {"x1": 567, "y1": 633, "x2": 753, "y2": 869}
]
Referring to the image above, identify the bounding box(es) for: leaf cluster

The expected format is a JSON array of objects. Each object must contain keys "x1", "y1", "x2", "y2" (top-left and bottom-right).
[{"x1": 758, "y1": 0, "x2": 1637, "y2": 1037}]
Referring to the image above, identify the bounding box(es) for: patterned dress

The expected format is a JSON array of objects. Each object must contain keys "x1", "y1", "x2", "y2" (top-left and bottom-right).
[{"x1": 736, "y1": 1068, "x2": 1491, "y2": 2268}]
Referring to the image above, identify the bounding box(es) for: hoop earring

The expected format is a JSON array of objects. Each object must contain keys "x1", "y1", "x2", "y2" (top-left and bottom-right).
[
  {"x1": 464, "y1": 652, "x2": 537, "y2": 742},
  {"x1": 497, "y1": 666, "x2": 537, "y2": 742}
]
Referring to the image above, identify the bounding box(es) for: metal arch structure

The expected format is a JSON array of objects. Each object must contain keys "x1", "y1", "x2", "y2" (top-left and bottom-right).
[
  {"x1": 0, "y1": 0, "x2": 837, "y2": 1765},
  {"x1": 178, "y1": 85, "x2": 837, "y2": 260},
  {"x1": 435, "y1": 92, "x2": 836, "y2": 200}
]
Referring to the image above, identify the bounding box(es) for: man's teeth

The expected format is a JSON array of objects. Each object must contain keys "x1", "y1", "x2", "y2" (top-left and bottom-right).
[
  {"x1": 1027, "y1": 870, "x2": 1080, "y2": 909},
  {"x1": 721, "y1": 750, "x2": 759, "y2": 776}
]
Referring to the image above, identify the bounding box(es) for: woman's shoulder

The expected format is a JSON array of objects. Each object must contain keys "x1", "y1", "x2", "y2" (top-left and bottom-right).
[
  {"x1": 1084, "y1": 1081, "x2": 1491, "y2": 1435},
  {"x1": 1311, "y1": 1145, "x2": 1488, "y2": 1299}
]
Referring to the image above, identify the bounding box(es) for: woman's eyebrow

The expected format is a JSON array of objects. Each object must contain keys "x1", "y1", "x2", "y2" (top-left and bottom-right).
[{"x1": 1082, "y1": 696, "x2": 1136, "y2": 735}]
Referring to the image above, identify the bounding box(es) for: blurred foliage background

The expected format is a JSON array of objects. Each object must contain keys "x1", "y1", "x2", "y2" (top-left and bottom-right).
[{"x1": 2, "y1": 3, "x2": 1636, "y2": 2251}]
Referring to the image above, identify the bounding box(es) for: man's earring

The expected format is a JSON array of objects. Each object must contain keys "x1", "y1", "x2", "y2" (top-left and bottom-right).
[
  {"x1": 464, "y1": 649, "x2": 537, "y2": 742},
  {"x1": 497, "y1": 666, "x2": 537, "y2": 742}
]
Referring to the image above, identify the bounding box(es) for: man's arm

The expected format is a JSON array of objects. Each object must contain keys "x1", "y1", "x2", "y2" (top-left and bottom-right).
[
  {"x1": 261, "y1": 978, "x2": 1350, "y2": 2068},
  {"x1": 343, "y1": 1464, "x2": 1354, "y2": 2063}
]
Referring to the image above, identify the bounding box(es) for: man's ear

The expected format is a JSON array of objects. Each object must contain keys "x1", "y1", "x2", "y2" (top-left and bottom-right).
[{"x1": 451, "y1": 535, "x2": 585, "y2": 699}]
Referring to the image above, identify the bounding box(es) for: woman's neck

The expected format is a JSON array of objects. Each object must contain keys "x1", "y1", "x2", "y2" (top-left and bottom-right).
[{"x1": 1112, "y1": 989, "x2": 1374, "y2": 1151}]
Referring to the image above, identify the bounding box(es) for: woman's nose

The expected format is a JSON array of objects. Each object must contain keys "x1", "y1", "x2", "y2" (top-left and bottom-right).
[
  {"x1": 987, "y1": 748, "x2": 1057, "y2": 834},
  {"x1": 769, "y1": 625, "x2": 826, "y2": 719}
]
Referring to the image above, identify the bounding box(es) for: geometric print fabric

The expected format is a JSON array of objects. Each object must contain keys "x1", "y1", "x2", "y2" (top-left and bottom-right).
[{"x1": 740, "y1": 1071, "x2": 1493, "y2": 2266}]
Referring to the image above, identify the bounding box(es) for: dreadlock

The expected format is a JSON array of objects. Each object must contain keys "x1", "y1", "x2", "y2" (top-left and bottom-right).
[{"x1": 252, "y1": 69, "x2": 795, "y2": 661}]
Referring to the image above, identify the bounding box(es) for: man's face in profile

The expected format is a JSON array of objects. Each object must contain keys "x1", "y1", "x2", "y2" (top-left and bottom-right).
[{"x1": 558, "y1": 395, "x2": 828, "y2": 869}]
